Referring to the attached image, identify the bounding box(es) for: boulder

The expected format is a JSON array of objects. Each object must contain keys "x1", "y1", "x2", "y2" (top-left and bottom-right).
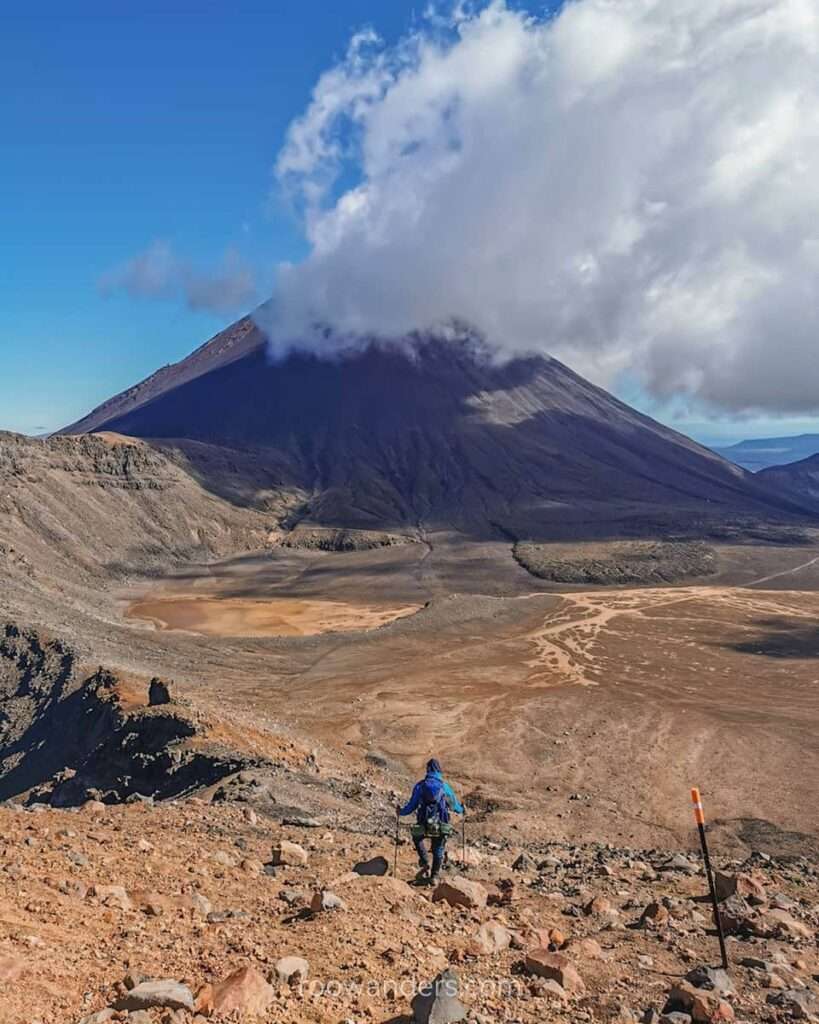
[
  {"x1": 115, "y1": 981, "x2": 195, "y2": 1012},
  {"x1": 432, "y1": 876, "x2": 488, "y2": 909},
  {"x1": 211, "y1": 965, "x2": 276, "y2": 1016},
  {"x1": 270, "y1": 840, "x2": 308, "y2": 867},
  {"x1": 411, "y1": 968, "x2": 468, "y2": 1024},
  {"x1": 275, "y1": 956, "x2": 310, "y2": 985},
  {"x1": 523, "y1": 950, "x2": 586, "y2": 995},
  {"x1": 353, "y1": 855, "x2": 389, "y2": 876}
]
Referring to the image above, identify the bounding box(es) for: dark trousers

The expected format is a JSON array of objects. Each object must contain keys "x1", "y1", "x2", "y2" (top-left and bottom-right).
[{"x1": 413, "y1": 833, "x2": 446, "y2": 875}]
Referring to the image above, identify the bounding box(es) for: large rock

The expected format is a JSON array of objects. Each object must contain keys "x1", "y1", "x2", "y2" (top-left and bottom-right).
[
  {"x1": 211, "y1": 965, "x2": 276, "y2": 1016},
  {"x1": 523, "y1": 950, "x2": 586, "y2": 995},
  {"x1": 115, "y1": 980, "x2": 195, "y2": 1012},
  {"x1": 432, "y1": 876, "x2": 488, "y2": 909},
  {"x1": 411, "y1": 969, "x2": 468, "y2": 1024},
  {"x1": 270, "y1": 840, "x2": 308, "y2": 867}
]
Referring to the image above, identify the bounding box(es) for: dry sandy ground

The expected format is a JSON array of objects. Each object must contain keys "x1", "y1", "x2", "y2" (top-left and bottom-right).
[
  {"x1": 85, "y1": 536, "x2": 819, "y2": 857},
  {"x1": 126, "y1": 595, "x2": 419, "y2": 638}
]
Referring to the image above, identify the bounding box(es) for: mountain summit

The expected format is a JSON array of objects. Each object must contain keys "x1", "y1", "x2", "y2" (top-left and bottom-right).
[{"x1": 64, "y1": 317, "x2": 812, "y2": 537}]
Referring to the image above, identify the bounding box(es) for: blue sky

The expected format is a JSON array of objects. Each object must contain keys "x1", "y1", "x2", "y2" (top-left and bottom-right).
[
  {"x1": 2, "y1": 1, "x2": 816, "y2": 445},
  {"x1": 1, "y1": 1, "x2": 417, "y2": 434}
]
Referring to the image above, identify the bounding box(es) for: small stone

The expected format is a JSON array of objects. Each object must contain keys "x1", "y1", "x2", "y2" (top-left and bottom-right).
[
  {"x1": 411, "y1": 968, "x2": 467, "y2": 1024},
  {"x1": 275, "y1": 956, "x2": 310, "y2": 984},
  {"x1": 90, "y1": 884, "x2": 132, "y2": 912},
  {"x1": 686, "y1": 967, "x2": 735, "y2": 997},
  {"x1": 114, "y1": 980, "x2": 195, "y2": 1012},
  {"x1": 523, "y1": 950, "x2": 586, "y2": 995},
  {"x1": 666, "y1": 982, "x2": 734, "y2": 1023},
  {"x1": 471, "y1": 922, "x2": 512, "y2": 955},
  {"x1": 512, "y1": 852, "x2": 536, "y2": 872},
  {"x1": 584, "y1": 894, "x2": 613, "y2": 916},
  {"x1": 639, "y1": 901, "x2": 670, "y2": 929},
  {"x1": 310, "y1": 890, "x2": 347, "y2": 913},
  {"x1": 211, "y1": 965, "x2": 276, "y2": 1016},
  {"x1": 714, "y1": 870, "x2": 766, "y2": 904},
  {"x1": 77, "y1": 1011, "x2": 114, "y2": 1024},
  {"x1": 353, "y1": 855, "x2": 389, "y2": 876},
  {"x1": 270, "y1": 840, "x2": 308, "y2": 867}
]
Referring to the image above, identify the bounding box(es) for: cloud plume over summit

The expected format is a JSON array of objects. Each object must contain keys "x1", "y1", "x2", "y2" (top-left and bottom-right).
[{"x1": 268, "y1": 0, "x2": 819, "y2": 415}]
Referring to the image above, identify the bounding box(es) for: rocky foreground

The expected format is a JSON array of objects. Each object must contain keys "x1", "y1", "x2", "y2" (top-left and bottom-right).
[{"x1": 1, "y1": 790, "x2": 818, "y2": 1024}]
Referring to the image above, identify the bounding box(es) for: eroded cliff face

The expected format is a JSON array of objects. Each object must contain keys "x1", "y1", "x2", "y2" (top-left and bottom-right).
[{"x1": 0, "y1": 624, "x2": 248, "y2": 806}]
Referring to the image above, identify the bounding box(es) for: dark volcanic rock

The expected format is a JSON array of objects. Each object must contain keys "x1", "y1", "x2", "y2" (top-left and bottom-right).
[{"x1": 0, "y1": 624, "x2": 248, "y2": 806}]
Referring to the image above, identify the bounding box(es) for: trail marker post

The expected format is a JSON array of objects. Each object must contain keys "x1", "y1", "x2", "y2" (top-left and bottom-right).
[{"x1": 691, "y1": 787, "x2": 729, "y2": 970}]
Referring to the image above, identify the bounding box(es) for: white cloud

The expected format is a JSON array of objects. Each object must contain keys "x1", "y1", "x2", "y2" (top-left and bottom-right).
[
  {"x1": 100, "y1": 241, "x2": 257, "y2": 313},
  {"x1": 265, "y1": 0, "x2": 819, "y2": 415}
]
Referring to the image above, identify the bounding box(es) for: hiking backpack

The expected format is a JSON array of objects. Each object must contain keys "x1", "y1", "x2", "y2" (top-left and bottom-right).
[{"x1": 419, "y1": 775, "x2": 450, "y2": 828}]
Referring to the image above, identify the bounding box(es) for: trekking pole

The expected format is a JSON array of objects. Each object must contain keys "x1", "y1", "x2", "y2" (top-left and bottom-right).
[
  {"x1": 461, "y1": 809, "x2": 466, "y2": 872},
  {"x1": 691, "y1": 787, "x2": 729, "y2": 970},
  {"x1": 393, "y1": 808, "x2": 400, "y2": 878}
]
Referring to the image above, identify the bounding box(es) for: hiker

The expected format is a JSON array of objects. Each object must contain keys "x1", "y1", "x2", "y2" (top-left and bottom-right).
[{"x1": 397, "y1": 758, "x2": 464, "y2": 885}]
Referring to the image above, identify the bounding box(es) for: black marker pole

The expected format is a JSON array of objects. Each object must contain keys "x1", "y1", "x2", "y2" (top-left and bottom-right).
[
  {"x1": 691, "y1": 787, "x2": 729, "y2": 971},
  {"x1": 393, "y1": 808, "x2": 400, "y2": 878}
]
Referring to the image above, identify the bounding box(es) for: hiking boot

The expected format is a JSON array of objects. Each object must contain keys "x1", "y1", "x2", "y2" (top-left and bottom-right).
[
  {"x1": 428, "y1": 873, "x2": 440, "y2": 888},
  {"x1": 414, "y1": 866, "x2": 430, "y2": 883}
]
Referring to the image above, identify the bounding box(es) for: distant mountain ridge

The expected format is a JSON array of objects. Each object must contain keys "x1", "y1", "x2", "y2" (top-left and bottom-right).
[
  {"x1": 715, "y1": 434, "x2": 819, "y2": 472},
  {"x1": 62, "y1": 316, "x2": 817, "y2": 538}
]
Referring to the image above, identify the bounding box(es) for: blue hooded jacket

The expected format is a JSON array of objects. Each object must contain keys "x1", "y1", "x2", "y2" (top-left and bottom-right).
[{"x1": 398, "y1": 765, "x2": 464, "y2": 823}]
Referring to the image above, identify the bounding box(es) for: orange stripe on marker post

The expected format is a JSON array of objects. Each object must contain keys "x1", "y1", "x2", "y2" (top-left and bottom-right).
[{"x1": 691, "y1": 787, "x2": 705, "y2": 825}]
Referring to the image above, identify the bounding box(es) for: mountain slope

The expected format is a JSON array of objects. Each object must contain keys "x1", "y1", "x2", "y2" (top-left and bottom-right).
[
  {"x1": 715, "y1": 433, "x2": 819, "y2": 472},
  {"x1": 63, "y1": 318, "x2": 815, "y2": 537},
  {"x1": 757, "y1": 452, "x2": 819, "y2": 503}
]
